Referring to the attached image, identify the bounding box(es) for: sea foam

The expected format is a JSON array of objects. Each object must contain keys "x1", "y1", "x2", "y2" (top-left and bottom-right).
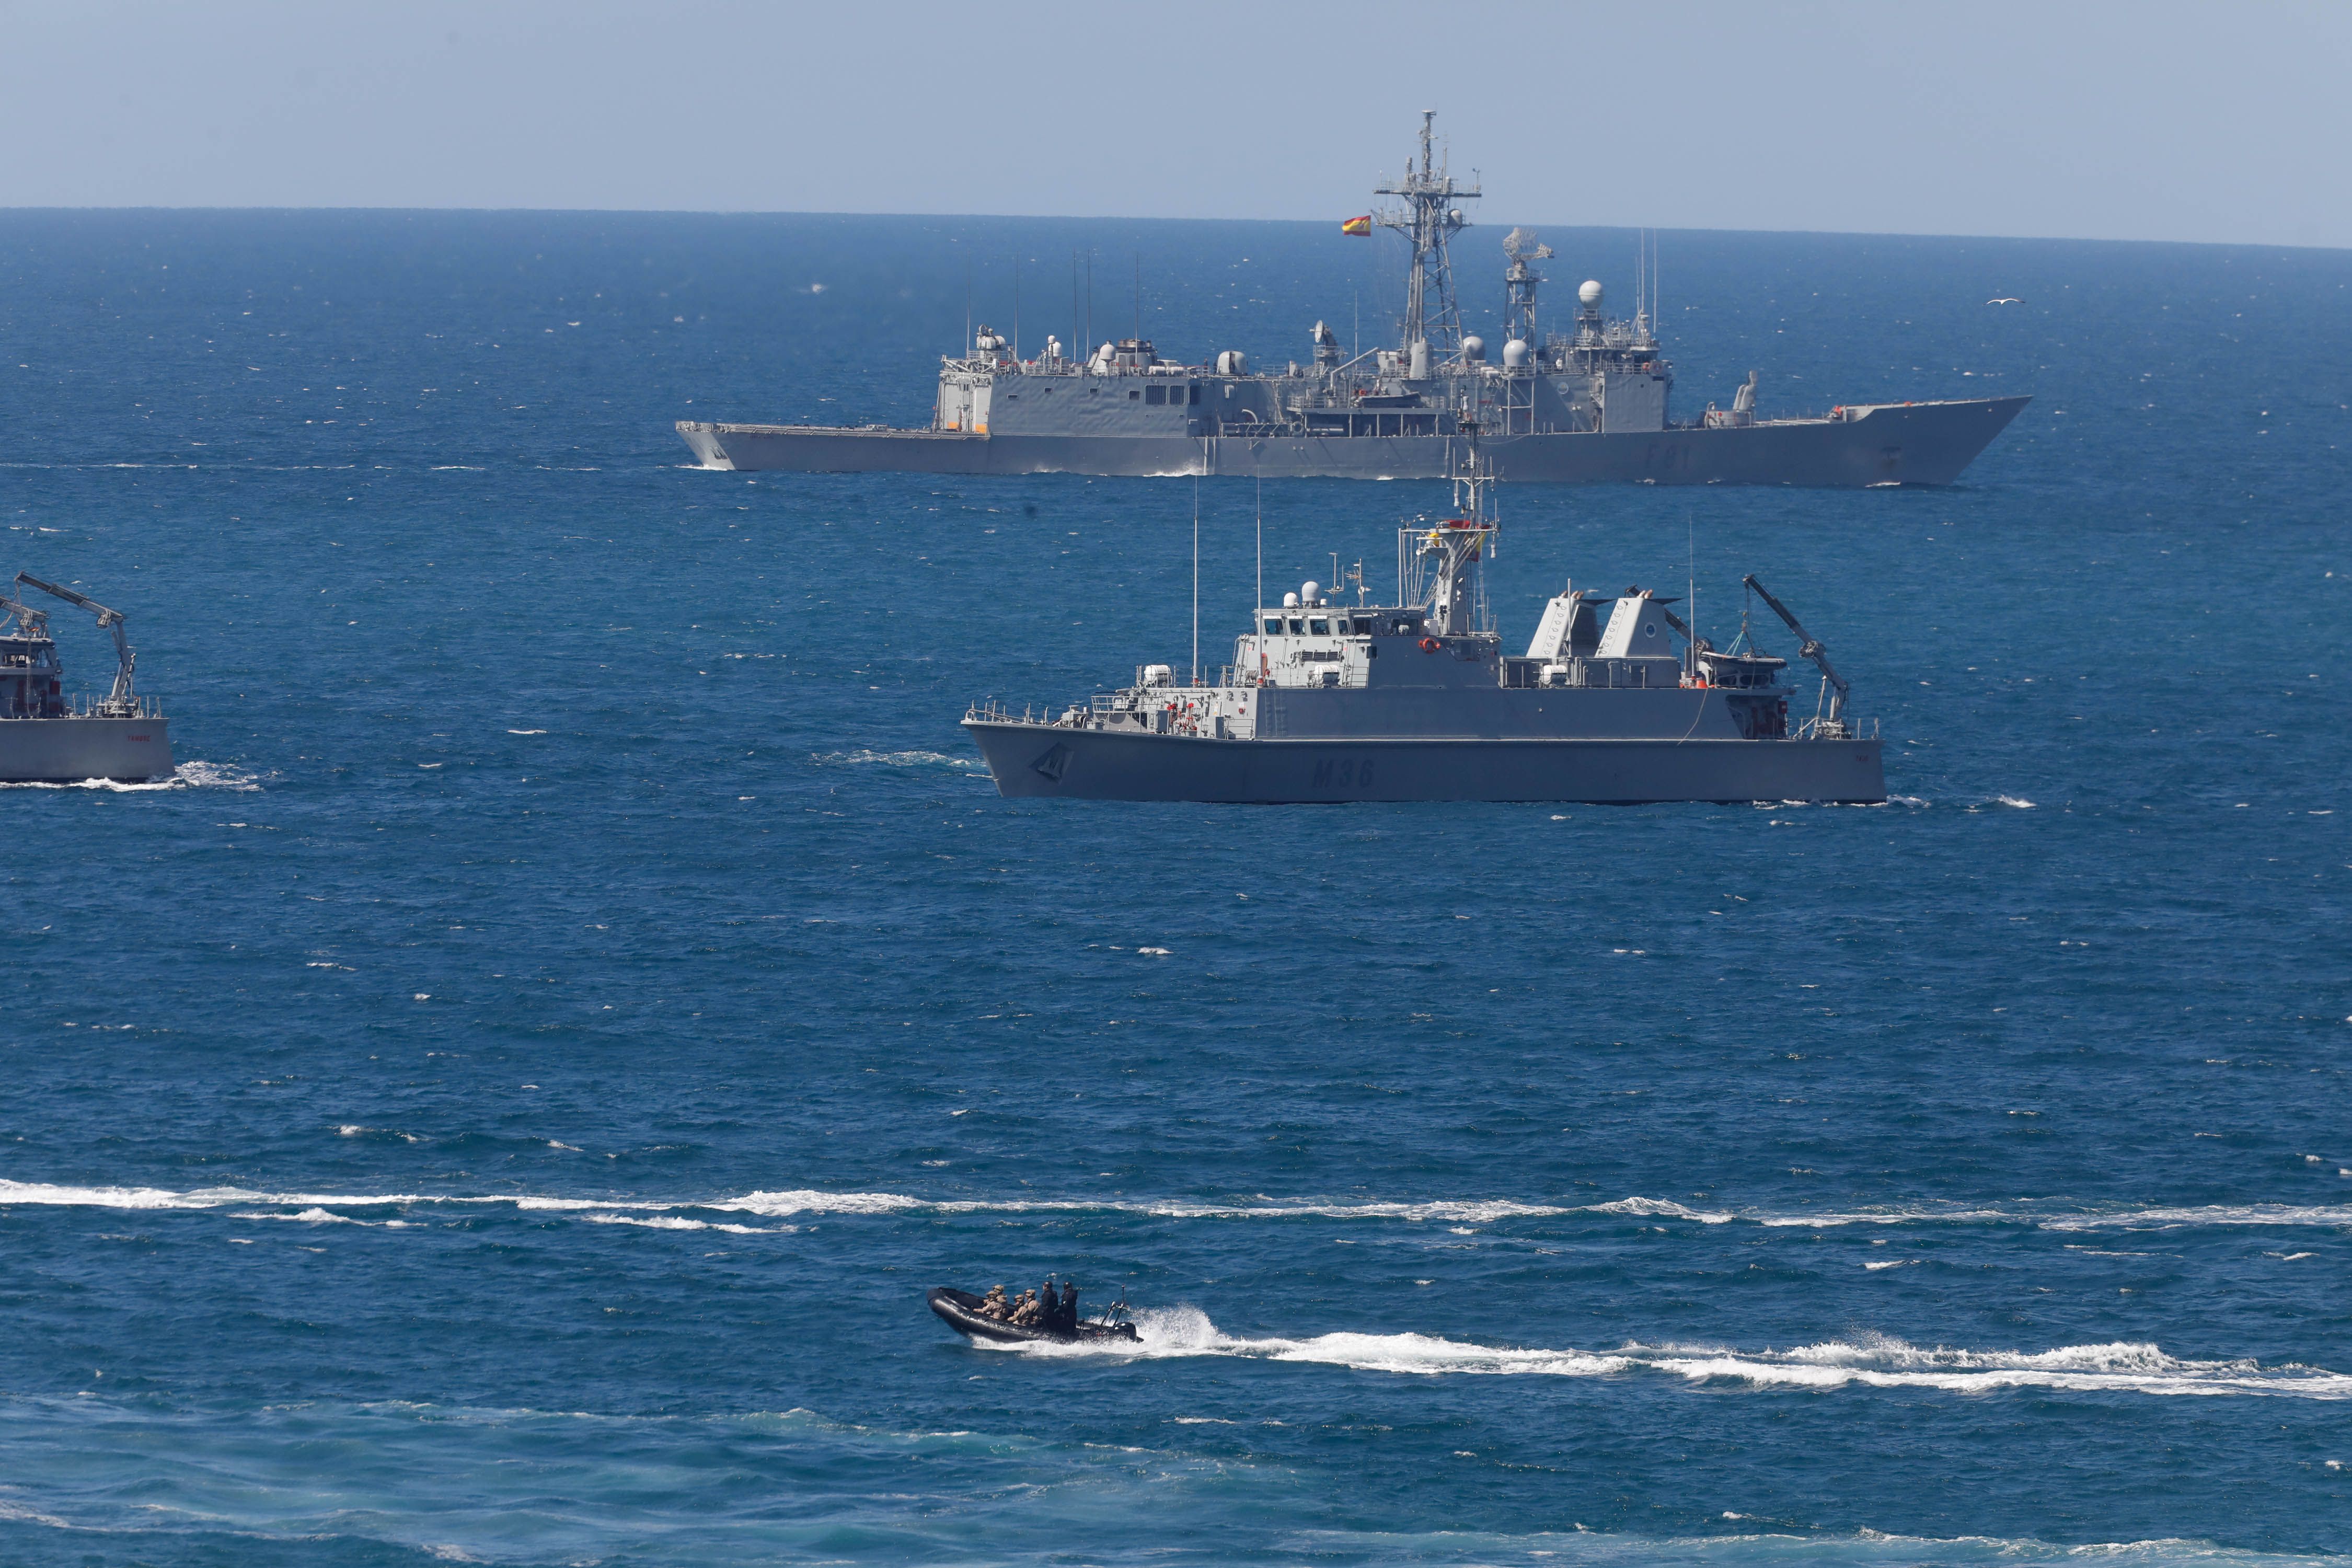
[
  {"x1": 8, "y1": 1179, "x2": 2350, "y2": 1238},
  {"x1": 1013, "y1": 1311, "x2": 2352, "y2": 1400}
]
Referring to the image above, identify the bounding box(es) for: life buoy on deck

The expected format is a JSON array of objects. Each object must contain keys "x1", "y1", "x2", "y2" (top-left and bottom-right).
[{"x1": 1418, "y1": 637, "x2": 1442, "y2": 653}]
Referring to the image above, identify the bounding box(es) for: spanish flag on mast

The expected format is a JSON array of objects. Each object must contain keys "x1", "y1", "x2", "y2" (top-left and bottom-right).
[{"x1": 1340, "y1": 215, "x2": 1372, "y2": 237}]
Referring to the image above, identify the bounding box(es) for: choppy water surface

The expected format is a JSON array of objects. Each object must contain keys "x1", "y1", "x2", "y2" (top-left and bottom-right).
[{"x1": 0, "y1": 211, "x2": 2346, "y2": 1565}]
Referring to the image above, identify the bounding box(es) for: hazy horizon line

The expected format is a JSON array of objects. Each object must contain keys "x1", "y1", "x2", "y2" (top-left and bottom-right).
[{"x1": 0, "y1": 205, "x2": 2341, "y2": 257}]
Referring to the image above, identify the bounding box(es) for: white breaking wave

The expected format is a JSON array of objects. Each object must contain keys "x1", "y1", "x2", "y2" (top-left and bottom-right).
[
  {"x1": 718, "y1": 1189, "x2": 931, "y2": 1217},
  {"x1": 2033, "y1": 1204, "x2": 2352, "y2": 1232},
  {"x1": 0, "y1": 1180, "x2": 237, "y2": 1210},
  {"x1": 7, "y1": 1179, "x2": 2350, "y2": 1238},
  {"x1": 1014, "y1": 1309, "x2": 2352, "y2": 1401},
  {"x1": 1583, "y1": 1196, "x2": 1738, "y2": 1224},
  {"x1": 718, "y1": 1189, "x2": 1578, "y2": 1223},
  {"x1": 718, "y1": 1190, "x2": 2352, "y2": 1233},
  {"x1": 1777, "y1": 1202, "x2": 2352, "y2": 1232},
  {"x1": 0, "y1": 1180, "x2": 658, "y2": 1214},
  {"x1": 579, "y1": 1212, "x2": 789, "y2": 1235}
]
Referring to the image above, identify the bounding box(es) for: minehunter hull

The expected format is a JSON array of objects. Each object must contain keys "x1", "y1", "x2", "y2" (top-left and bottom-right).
[
  {"x1": 0, "y1": 716, "x2": 172, "y2": 783},
  {"x1": 680, "y1": 397, "x2": 2025, "y2": 487},
  {"x1": 964, "y1": 720, "x2": 1884, "y2": 805}
]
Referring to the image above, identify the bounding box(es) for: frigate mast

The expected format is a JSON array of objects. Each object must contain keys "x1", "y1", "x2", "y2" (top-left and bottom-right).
[{"x1": 1374, "y1": 111, "x2": 1480, "y2": 367}]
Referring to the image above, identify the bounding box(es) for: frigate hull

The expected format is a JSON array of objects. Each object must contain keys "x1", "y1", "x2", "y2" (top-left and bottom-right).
[
  {"x1": 0, "y1": 716, "x2": 173, "y2": 783},
  {"x1": 965, "y1": 720, "x2": 1884, "y2": 804},
  {"x1": 681, "y1": 396, "x2": 2025, "y2": 487}
]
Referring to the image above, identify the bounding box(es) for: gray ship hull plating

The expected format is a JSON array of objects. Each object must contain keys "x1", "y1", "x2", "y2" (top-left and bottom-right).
[
  {"x1": 966, "y1": 720, "x2": 1883, "y2": 804},
  {"x1": 0, "y1": 716, "x2": 172, "y2": 783},
  {"x1": 962, "y1": 467, "x2": 1889, "y2": 807},
  {"x1": 681, "y1": 396, "x2": 2026, "y2": 487}
]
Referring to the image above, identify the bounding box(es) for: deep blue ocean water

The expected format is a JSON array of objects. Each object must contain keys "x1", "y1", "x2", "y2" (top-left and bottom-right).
[{"x1": 0, "y1": 210, "x2": 2347, "y2": 1566}]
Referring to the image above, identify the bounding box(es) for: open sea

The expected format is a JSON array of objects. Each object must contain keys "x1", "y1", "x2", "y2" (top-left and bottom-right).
[{"x1": 0, "y1": 209, "x2": 2346, "y2": 1566}]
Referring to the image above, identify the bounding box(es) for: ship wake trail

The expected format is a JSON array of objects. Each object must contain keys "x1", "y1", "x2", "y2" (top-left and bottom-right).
[
  {"x1": 1036, "y1": 1310, "x2": 2352, "y2": 1401},
  {"x1": 0, "y1": 760, "x2": 264, "y2": 792},
  {"x1": 811, "y1": 749, "x2": 988, "y2": 774}
]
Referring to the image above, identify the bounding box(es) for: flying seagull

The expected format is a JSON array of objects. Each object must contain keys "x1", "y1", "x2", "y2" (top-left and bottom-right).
[{"x1": 1986, "y1": 297, "x2": 2022, "y2": 305}]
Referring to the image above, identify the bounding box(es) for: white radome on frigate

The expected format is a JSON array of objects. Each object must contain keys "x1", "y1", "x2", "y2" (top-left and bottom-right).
[{"x1": 681, "y1": 113, "x2": 2026, "y2": 487}]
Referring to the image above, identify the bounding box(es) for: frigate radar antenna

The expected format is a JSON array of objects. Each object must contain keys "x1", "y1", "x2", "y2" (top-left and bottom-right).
[
  {"x1": 1502, "y1": 227, "x2": 1554, "y2": 350},
  {"x1": 1373, "y1": 111, "x2": 1480, "y2": 363}
]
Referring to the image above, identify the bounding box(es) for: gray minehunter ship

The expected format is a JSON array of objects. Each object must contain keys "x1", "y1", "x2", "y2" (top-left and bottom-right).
[
  {"x1": 682, "y1": 113, "x2": 2024, "y2": 487},
  {"x1": 0, "y1": 572, "x2": 171, "y2": 783},
  {"x1": 962, "y1": 459, "x2": 1884, "y2": 804}
]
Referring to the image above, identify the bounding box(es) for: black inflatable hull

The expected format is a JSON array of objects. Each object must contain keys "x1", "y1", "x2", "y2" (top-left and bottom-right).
[{"x1": 928, "y1": 1287, "x2": 1140, "y2": 1345}]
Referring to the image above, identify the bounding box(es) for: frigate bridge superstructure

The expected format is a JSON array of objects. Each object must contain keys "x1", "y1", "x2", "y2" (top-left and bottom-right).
[
  {"x1": 961, "y1": 458, "x2": 1885, "y2": 803},
  {"x1": 680, "y1": 113, "x2": 2026, "y2": 487}
]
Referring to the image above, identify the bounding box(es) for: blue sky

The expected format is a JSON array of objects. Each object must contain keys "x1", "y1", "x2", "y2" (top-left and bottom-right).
[{"x1": 2, "y1": 1, "x2": 2345, "y2": 247}]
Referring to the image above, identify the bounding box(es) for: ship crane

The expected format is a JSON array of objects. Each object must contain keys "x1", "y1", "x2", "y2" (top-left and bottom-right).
[
  {"x1": 1740, "y1": 574, "x2": 1849, "y2": 737},
  {"x1": 14, "y1": 571, "x2": 139, "y2": 716}
]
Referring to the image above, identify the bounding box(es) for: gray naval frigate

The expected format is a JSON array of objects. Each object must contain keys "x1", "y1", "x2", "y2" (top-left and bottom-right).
[
  {"x1": 962, "y1": 459, "x2": 1884, "y2": 804},
  {"x1": 681, "y1": 113, "x2": 2025, "y2": 487},
  {"x1": 0, "y1": 572, "x2": 172, "y2": 783}
]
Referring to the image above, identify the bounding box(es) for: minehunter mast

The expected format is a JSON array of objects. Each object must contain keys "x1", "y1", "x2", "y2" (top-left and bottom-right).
[{"x1": 1398, "y1": 447, "x2": 1500, "y2": 637}]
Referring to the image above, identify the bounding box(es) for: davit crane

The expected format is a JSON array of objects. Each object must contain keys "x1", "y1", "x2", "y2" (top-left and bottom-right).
[
  {"x1": 14, "y1": 571, "x2": 139, "y2": 716},
  {"x1": 1742, "y1": 574, "x2": 1850, "y2": 738}
]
